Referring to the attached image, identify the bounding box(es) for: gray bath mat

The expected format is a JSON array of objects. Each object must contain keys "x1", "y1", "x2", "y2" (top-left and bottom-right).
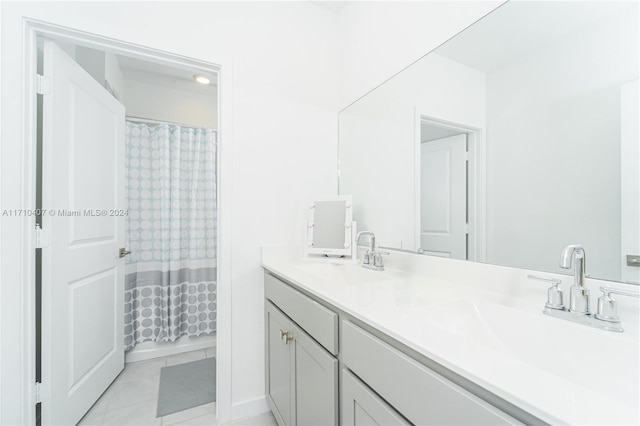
[{"x1": 157, "y1": 357, "x2": 216, "y2": 417}]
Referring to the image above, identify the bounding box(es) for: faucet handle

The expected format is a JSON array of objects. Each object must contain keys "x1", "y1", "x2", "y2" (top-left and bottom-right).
[
  {"x1": 372, "y1": 250, "x2": 389, "y2": 267},
  {"x1": 595, "y1": 287, "x2": 640, "y2": 323},
  {"x1": 528, "y1": 274, "x2": 564, "y2": 310}
]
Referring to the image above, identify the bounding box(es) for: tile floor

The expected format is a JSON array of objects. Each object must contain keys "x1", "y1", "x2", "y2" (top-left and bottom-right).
[{"x1": 78, "y1": 348, "x2": 277, "y2": 426}]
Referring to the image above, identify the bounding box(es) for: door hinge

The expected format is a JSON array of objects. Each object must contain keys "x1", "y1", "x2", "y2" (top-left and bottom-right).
[
  {"x1": 35, "y1": 223, "x2": 50, "y2": 249},
  {"x1": 465, "y1": 223, "x2": 470, "y2": 234},
  {"x1": 464, "y1": 151, "x2": 470, "y2": 161},
  {"x1": 36, "y1": 74, "x2": 51, "y2": 95},
  {"x1": 35, "y1": 382, "x2": 42, "y2": 404}
]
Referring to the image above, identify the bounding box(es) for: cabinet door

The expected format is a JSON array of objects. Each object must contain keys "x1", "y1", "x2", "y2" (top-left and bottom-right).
[
  {"x1": 292, "y1": 322, "x2": 339, "y2": 425},
  {"x1": 342, "y1": 369, "x2": 410, "y2": 426},
  {"x1": 266, "y1": 302, "x2": 293, "y2": 425}
]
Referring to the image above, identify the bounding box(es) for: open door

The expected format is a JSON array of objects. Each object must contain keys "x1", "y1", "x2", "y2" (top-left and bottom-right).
[
  {"x1": 419, "y1": 134, "x2": 467, "y2": 259},
  {"x1": 40, "y1": 40, "x2": 125, "y2": 425}
]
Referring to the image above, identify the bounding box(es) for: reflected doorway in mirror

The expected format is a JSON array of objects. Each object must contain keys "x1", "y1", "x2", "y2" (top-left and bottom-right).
[
  {"x1": 621, "y1": 80, "x2": 640, "y2": 285},
  {"x1": 416, "y1": 116, "x2": 483, "y2": 262},
  {"x1": 420, "y1": 133, "x2": 466, "y2": 259}
]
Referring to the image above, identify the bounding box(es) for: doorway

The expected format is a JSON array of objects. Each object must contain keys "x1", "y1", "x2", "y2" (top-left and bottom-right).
[
  {"x1": 417, "y1": 115, "x2": 484, "y2": 262},
  {"x1": 25, "y1": 21, "x2": 231, "y2": 426}
]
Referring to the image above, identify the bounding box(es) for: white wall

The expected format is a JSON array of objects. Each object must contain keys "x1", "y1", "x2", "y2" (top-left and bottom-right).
[
  {"x1": 0, "y1": 1, "x2": 340, "y2": 423},
  {"x1": 71, "y1": 47, "x2": 126, "y2": 102},
  {"x1": 338, "y1": 0, "x2": 503, "y2": 107},
  {"x1": 122, "y1": 68, "x2": 217, "y2": 129},
  {"x1": 340, "y1": 54, "x2": 486, "y2": 250},
  {"x1": 485, "y1": 6, "x2": 639, "y2": 280},
  {"x1": 75, "y1": 45, "x2": 106, "y2": 86},
  {"x1": 105, "y1": 53, "x2": 126, "y2": 102}
]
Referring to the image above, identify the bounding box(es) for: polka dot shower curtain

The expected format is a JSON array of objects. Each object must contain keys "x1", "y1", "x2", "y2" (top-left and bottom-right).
[{"x1": 124, "y1": 121, "x2": 217, "y2": 351}]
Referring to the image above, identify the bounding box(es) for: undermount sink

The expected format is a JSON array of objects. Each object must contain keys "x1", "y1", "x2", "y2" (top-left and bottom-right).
[
  {"x1": 294, "y1": 262, "x2": 397, "y2": 284},
  {"x1": 415, "y1": 299, "x2": 639, "y2": 408}
]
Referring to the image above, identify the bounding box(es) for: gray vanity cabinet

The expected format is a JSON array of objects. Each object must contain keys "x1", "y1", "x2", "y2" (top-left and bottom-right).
[
  {"x1": 342, "y1": 368, "x2": 410, "y2": 426},
  {"x1": 342, "y1": 320, "x2": 520, "y2": 425},
  {"x1": 266, "y1": 302, "x2": 294, "y2": 425},
  {"x1": 265, "y1": 273, "x2": 339, "y2": 426},
  {"x1": 291, "y1": 319, "x2": 338, "y2": 424},
  {"x1": 265, "y1": 270, "x2": 525, "y2": 426}
]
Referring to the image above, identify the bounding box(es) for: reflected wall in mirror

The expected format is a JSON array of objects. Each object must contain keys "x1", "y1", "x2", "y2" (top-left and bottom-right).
[{"x1": 339, "y1": 1, "x2": 639, "y2": 284}]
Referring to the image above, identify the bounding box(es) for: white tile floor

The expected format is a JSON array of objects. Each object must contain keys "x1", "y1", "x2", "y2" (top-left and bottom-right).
[{"x1": 78, "y1": 348, "x2": 277, "y2": 426}]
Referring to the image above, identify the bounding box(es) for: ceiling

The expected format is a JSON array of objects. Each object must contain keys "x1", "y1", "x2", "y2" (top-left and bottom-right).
[
  {"x1": 435, "y1": 1, "x2": 634, "y2": 73},
  {"x1": 117, "y1": 54, "x2": 218, "y2": 88}
]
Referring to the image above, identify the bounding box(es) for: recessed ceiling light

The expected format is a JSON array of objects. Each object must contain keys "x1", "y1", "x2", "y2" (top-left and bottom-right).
[{"x1": 193, "y1": 74, "x2": 211, "y2": 85}]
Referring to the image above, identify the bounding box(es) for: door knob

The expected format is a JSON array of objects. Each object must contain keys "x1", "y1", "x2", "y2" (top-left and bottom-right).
[
  {"x1": 284, "y1": 332, "x2": 294, "y2": 344},
  {"x1": 119, "y1": 248, "x2": 131, "y2": 258},
  {"x1": 627, "y1": 255, "x2": 640, "y2": 267},
  {"x1": 279, "y1": 329, "x2": 294, "y2": 344}
]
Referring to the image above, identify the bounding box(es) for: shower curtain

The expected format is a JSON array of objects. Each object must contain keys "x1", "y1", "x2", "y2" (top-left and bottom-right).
[{"x1": 124, "y1": 121, "x2": 217, "y2": 351}]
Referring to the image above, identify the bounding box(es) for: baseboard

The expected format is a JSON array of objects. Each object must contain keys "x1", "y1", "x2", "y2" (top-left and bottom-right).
[
  {"x1": 231, "y1": 396, "x2": 270, "y2": 422},
  {"x1": 125, "y1": 334, "x2": 217, "y2": 363}
]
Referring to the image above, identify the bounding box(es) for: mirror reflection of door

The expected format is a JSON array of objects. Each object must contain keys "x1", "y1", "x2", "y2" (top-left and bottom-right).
[
  {"x1": 420, "y1": 124, "x2": 467, "y2": 260},
  {"x1": 621, "y1": 80, "x2": 640, "y2": 284}
]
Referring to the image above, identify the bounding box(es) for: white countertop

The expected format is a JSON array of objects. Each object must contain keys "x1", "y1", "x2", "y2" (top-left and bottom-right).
[{"x1": 262, "y1": 247, "x2": 640, "y2": 425}]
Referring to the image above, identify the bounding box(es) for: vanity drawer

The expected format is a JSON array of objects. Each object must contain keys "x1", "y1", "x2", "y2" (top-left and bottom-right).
[
  {"x1": 341, "y1": 320, "x2": 519, "y2": 425},
  {"x1": 265, "y1": 273, "x2": 338, "y2": 355}
]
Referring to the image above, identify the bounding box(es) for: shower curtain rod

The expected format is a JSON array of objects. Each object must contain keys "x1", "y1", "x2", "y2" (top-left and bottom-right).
[{"x1": 126, "y1": 115, "x2": 216, "y2": 131}]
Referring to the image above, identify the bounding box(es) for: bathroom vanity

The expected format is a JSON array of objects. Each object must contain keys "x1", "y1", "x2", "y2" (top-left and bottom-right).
[
  {"x1": 262, "y1": 247, "x2": 640, "y2": 425},
  {"x1": 260, "y1": 0, "x2": 640, "y2": 423}
]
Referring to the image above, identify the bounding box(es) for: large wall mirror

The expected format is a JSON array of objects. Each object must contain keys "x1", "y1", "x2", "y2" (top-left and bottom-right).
[{"x1": 339, "y1": 1, "x2": 639, "y2": 284}]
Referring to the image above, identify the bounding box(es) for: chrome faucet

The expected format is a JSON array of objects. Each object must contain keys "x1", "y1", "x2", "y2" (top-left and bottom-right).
[
  {"x1": 356, "y1": 231, "x2": 387, "y2": 271},
  {"x1": 533, "y1": 244, "x2": 640, "y2": 333},
  {"x1": 559, "y1": 244, "x2": 589, "y2": 314}
]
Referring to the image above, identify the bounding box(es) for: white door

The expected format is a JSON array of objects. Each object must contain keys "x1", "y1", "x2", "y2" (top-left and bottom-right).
[
  {"x1": 41, "y1": 40, "x2": 125, "y2": 425},
  {"x1": 420, "y1": 134, "x2": 467, "y2": 259},
  {"x1": 621, "y1": 80, "x2": 640, "y2": 284}
]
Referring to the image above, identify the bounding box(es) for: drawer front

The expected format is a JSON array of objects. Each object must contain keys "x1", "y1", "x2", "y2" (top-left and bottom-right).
[
  {"x1": 265, "y1": 273, "x2": 338, "y2": 355},
  {"x1": 342, "y1": 320, "x2": 519, "y2": 425}
]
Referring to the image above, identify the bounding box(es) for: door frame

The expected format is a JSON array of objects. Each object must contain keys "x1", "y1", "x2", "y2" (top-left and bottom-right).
[
  {"x1": 414, "y1": 113, "x2": 485, "y2": 262},
  {"x1": 3, "y1": 18, "x2": 233, "y2": 425}
]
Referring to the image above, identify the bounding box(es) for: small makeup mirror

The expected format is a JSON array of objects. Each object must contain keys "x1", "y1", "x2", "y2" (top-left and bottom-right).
[{"x1": 305, "y1": 195, "x2": 357, "y2": 260}]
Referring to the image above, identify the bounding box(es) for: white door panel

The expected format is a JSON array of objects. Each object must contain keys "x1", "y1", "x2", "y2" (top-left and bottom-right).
[
  {"x1": 420, "y1": 134, "x2": 467, "y2": 259},
  {"x1": 422, "y1": 148, "x2": 451, "y2": 233},
  {"x1": 41, "y1": 40, "x2": 125, "y2": 426},
  {"x1": 621, "y1": 80, "x2": 640, "y2": 284}
]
